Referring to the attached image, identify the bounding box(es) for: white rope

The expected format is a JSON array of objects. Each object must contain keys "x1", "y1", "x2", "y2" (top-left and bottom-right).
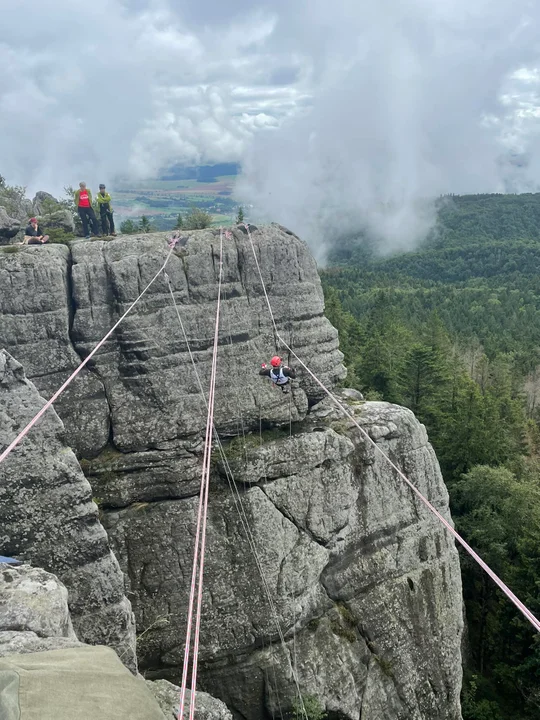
[{"x1": 165, "y1": 272, "x2": 308, "y2": 717}]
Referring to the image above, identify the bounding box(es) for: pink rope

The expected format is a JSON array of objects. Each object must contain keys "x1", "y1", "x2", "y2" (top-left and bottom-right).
[
  {"x1": 243, "y1": 223, "x2": 540, "y2": 635},
  {"x1": 178, "y1": 231, "x2": 224, "y2": 720},
  {"x1": 0, "y1": 244, "x2": 177, "y2": 467}
]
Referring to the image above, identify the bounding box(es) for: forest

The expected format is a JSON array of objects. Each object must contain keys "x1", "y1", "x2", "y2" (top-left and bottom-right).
[{"x1": 321, "y1": 193, "x2": 540, "y2": 720}]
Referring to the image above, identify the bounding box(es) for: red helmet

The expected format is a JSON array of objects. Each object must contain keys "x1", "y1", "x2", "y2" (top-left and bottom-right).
[{"x1": 270, "y1": 356, "x2": 281, "y2": 367}]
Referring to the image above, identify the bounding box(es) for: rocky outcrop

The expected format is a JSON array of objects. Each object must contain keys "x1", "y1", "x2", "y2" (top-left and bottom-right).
[
  {"x1": 0, "y1": 225, "x2": 464, "y2": 719},
  {"x1": 0, "y1": 244, "x2": 109, "y2": 457},
  {"x1": 0, "y1": 351, "x2": 136, "y2": 669},
  {"x1": 0, "y1": 226, "x2": 345, "y2": 456},
  {"x1": 0, "y1": 206, "x2": 21, "y2": 243},
  {"x1": 148, "y1": 679, "x2": 233, "y2": 720},
  {"x1": 31, "y1": 191, "x2": 57, "y2": 216},
  {"x1": 105, "y1": 397, "x2": 463, "y2": 720},
  {"x1": 0, "y1": 564, "x2": 82, "y2": 657},
  {"x1": 32, "y1": 192, "x2": 75, "y2": 232}
]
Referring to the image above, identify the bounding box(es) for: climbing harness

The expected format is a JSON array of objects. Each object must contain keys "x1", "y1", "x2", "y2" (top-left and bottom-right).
[{"x1": 270, "y1": 366, "x2": 289, "y2": 386}]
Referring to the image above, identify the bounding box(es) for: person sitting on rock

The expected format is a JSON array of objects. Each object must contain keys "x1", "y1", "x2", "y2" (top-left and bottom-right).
[
  {"x1": 23, "y1": 218, "x2": 49, "y2": 245},
  {"x1": 96, "y1": 184, "x2": 116, "y2": 236},
  {"x1": 259, "y1": 356, "x2": 296, "y2": 393},
  {"x1": 74, "y1": 182, "x2": 100, "y2": 239}
]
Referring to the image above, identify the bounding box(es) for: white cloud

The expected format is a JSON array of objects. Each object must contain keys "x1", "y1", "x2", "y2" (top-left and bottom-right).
[{"x1": 2, "y1": 0, "x2": 540, "y2": 258}]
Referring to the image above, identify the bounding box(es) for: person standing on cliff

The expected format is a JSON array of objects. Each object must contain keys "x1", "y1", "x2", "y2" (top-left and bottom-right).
[
  {"x1": 74, "y1": 182, "x2": 100, "y2": 239},
  {"x1": 96, "y1": 184, "x2": 116, "y2": 236},
  {"x1": 259, "y1": 356, "x2": 297, "y2": 393}
]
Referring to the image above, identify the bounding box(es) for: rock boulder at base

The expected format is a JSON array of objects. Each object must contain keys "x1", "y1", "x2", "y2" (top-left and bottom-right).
[
  {"x1": 0, "y1": 646, "x2": 168, "y2": 720},
  {"x1": 148, "y1": 679, "x2": 233, "y2": 720},
  {"x1": 0, "y1": 350, "x2": 136, "y2": 669},
  {"x1": 0, "y1": 564, "x2": 82, "y2": 657}
]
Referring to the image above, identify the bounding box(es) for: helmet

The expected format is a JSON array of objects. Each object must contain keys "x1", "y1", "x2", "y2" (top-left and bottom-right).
[{"x1": 270, "y1": 356, "x2": 281, "y2": 368}]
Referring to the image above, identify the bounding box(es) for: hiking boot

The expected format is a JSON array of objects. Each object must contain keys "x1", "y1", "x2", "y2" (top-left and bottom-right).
[{"x1": 85, "y1": 235, "x2": 91, "y2": 240}]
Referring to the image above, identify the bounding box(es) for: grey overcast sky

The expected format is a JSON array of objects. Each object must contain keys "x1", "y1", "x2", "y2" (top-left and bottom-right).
[{"x1": 2, "y1": 0, "x2": 540, "y2": 250}]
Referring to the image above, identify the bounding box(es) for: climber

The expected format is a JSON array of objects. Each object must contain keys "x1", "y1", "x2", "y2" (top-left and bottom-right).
[
  {"x1": 259, "y1": 356, "x2": 296, "y2": 393},
  {"x1": 23, "y1": 218, "x2": 49, "y2": 245},
  {"x1": 74, "y1": 182, "x2": 100, "y2": 239},
  {"x1": 96, "y1": 184, "x2": 116, "y2": 236}
]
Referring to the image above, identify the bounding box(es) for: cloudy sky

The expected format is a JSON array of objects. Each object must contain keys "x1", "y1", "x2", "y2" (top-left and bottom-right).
[{"x1": 2, "y1": 0, "x2": 540, "y2": 252}]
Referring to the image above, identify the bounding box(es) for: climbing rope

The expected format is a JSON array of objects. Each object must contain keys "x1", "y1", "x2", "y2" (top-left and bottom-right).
[
  {"x1": 243, "y1": 223, "x2": 540, "y2": 635},
  {"x1": 166, "y1": 254, "x2": 308, "y2": 720},
  {"x1": 0, "y1": 242, "x2": 178, "y2": 467},
  {"x1": 177, "y1": 231, "x2": 224, "y2": 720}
]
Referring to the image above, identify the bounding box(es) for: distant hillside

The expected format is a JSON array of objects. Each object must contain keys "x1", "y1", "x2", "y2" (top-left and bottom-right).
[
  {"x1": 322, "y1": 191, "x2": 540, "y2": 719},
  {"x1": 160, "y1": 162, "x2": 239, "y2": 182}
]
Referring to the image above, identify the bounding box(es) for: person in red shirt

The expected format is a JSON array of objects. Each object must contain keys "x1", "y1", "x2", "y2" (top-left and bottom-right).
[{"x1": 74, "y1": 182, "x2": 100, "y2": 239}]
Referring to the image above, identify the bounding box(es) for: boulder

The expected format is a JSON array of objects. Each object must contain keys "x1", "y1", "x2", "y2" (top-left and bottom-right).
[
  {"x1": 0, "y1": 206, "x2": 21, "y2": 243},
  {"x1": 0, "y1": 351, "x2": 136, "y2": 670},
  {"x1": 148, "y1": 679, "x2": 233, "y2": 720},
  {"x1": 31, "y1": 191, "x2": 57, "y2": 215},
  {"x1": 0, "y1": 564, "x2": 81, "y2": 657},
  {"x1": 32, "y1": 192, "x2": 75, "y2": 234}
]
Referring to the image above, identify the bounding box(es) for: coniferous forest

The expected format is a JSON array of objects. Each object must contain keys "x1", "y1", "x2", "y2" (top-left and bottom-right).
[{"x1": 321, "y1": 193, "x2": 540, "y2": 720}]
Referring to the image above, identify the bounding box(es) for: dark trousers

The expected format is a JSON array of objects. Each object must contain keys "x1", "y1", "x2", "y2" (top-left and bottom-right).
[
  {"x1": 100, "y1": 209, "x2": 115, "y2": 235},
  {"x1": 78, "y1": 207, "x2": 99, "y2": 237}
]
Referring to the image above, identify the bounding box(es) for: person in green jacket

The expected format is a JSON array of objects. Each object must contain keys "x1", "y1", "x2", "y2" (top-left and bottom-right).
[{"x1": 96, "y1": 184, "x2": 116, "y2": 236}]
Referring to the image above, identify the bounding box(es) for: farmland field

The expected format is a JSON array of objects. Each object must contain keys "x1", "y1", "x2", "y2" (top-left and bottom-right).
[{"x1": 112, "y1": 165, "x2": 240, "y2": 231}]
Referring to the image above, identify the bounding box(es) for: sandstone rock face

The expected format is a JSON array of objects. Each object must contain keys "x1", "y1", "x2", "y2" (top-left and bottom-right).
[
  {"x1": 0, "y1": 351, "x2": 136, "y2": 669},
  {"x1": 0, "y1": 225, "x2": 463, "y2": 719},
  {"x1": 0, "y1": 244, "x2": 110, "y2": 456},
  {"x1": 104, "y1": 397, "x2": 463, "y2": 720},
  {"x1": 0, "y1": 226, "x2": 344, "y2": 457}
]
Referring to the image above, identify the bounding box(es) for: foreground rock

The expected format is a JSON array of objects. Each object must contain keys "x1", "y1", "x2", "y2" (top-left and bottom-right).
[
  {"x1": 0, "y1": 564, "x2": 82, "y2": 657},
  {"x1": 0, "y1": 351, "x2": 136, "y2": 669},
  {"x1": 0, "y1": 646, "x2": 168, "y2": 720},
  {"x1": 148, "y1": 679, "x2": 233, "y2": 720}
]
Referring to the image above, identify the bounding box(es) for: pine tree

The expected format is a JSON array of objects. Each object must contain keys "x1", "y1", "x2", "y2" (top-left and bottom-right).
[
  {"x1": 174, "y1": 214, "x2": 184, "y2": 230},
  {"x1": 120, "y1": 219, "x2": 137, "y2": 234},
  {"x1": 236, "y1": 206, "x2": 244, "y2": 224},
  {"x1": 139, "y1": 215, "x2": 153, "y2": 233}
]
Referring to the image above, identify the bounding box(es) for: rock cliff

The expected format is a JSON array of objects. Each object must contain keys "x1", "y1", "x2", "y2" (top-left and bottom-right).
[
  {"x1": 0, "y1": 351, "x2": 136, "y2": 669},
  {"x1": 0, "y1": 225, "x2": 464, "y2": 719}
]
